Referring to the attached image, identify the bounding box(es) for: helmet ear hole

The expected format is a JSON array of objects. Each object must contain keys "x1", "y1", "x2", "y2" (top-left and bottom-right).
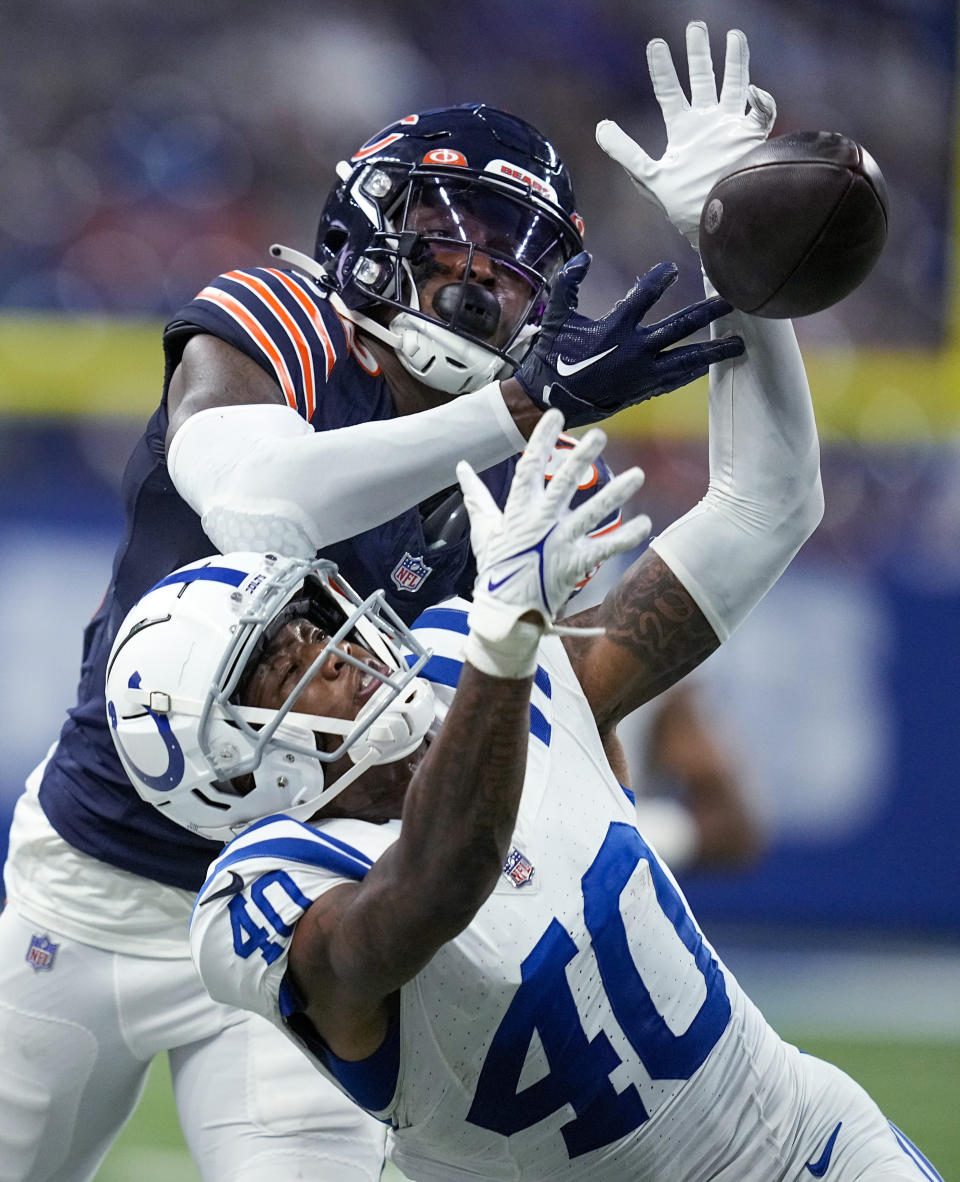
[
  {"x1": 227, "y1": 772, "x2": 256, "y2": 798},
  {"x1": 322, "y1": 228, "x2": 349, "y2": 255},
  {"x1": 191, "y1": 788, "x2": 232, "y2": 811}
]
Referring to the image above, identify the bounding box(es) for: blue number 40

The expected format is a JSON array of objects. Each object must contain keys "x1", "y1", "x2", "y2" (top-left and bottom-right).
[
  {"x1": 229, "y1": 869, "x2": 313, "y2": 966},
  {"x1": 466, "y1": 822, "x2": 731, "y2": 1158}
]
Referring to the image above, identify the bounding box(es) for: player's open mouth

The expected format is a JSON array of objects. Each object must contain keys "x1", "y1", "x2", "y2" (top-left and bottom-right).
[{"x1": 356, "y1": 661, "x2": 391, "y2": 704}]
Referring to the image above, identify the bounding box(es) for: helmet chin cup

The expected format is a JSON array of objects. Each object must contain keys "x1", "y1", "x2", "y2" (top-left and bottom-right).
[
  {"x1": 431, "y1": 282, "x2": 502, "y2": 338},
  {"x1": 392, "y1": 313, "x2": 507, "y2": 394},
  {"x1": 325, "y1": 296, "x2": 507, "y2": 395},
  {"x1": 348, "y1": 677, "x2": 437, "y2": 765}
]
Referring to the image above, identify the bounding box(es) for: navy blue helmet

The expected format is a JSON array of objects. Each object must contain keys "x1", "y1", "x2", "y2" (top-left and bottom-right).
[{"x1": 308, "y1": 104, "x2": 585, "y2": 394}]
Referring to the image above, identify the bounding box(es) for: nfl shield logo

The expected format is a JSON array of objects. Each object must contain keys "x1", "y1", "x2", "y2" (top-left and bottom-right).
[
  {"x1": 503, "y1": 847, "x2": 535, "y2": 888},
  {"x1": 26, "y1": 933, "x2": 58, "y2": 972},
  {"x1": 390, "y1": 552, "x2": 433, "y2": 593}
]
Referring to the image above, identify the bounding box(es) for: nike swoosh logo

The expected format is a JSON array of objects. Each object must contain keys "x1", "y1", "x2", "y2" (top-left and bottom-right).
[
  {"x1": 487, "y1": 569, "x2": 521, "y2": 593},
  {"x1": 556, "y1": 345, "x2": 618, "y2": 376},
  {"x1": 806, "y1": 1121, "x2": 843, "y2": 1177},
  {"x1": 199, "y1": 870, "x2": 245, "y2": 905}
]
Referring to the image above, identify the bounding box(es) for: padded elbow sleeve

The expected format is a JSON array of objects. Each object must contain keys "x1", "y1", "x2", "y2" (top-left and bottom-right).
[
  {"x1": 167, "y1": 384, "x2": 527, "y2": 557},
  {"x1": 168, "y1": 404, "x2": 321, "y2": 556}
]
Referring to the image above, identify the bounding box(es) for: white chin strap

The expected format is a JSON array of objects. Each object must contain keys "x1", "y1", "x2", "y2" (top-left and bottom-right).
[
  {"x1": 271, "y1": 242, "x2": 511, "y2": 396},
  {"x1": 374, "y1": 310, "x2": 507, "y2": 395}
]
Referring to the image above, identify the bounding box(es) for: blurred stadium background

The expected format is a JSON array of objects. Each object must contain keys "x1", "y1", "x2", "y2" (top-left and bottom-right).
[{"x1": 0, "y1": 0, "x2": 957, "y2": 1177}]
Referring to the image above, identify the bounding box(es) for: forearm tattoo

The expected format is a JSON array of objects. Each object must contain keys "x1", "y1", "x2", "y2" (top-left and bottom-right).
[
  {"x1": 564, "y1": 553, "x2": 720, "y2": 722},
  {"x1": 609, "y1": 549, "x2": 717, "y2": 658}
]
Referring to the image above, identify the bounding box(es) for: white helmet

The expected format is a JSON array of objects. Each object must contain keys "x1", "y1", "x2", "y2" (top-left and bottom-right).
[{"x1": 105, "y1": 552, "x2": 435, "y2": 840}]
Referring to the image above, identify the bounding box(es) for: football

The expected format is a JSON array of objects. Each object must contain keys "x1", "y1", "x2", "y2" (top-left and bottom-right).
[{"x1": 698, "y1": 131, "x2": 889, "y2": 318}]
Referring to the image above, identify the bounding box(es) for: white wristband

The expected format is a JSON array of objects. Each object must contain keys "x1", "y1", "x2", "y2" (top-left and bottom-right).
[{"x1": 464, "y1": 617, "x2": 542, "y2": 680}]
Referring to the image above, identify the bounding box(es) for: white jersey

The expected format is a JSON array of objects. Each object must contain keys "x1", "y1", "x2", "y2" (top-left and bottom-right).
[{"x1": 191, "y1": 601, "x2": 936, "y2": 1182}]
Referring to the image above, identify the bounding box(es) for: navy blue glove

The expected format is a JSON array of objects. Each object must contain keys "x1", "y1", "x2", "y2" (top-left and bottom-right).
[{"x1": 514, "y1": 251, "x2": 744, "y2": 427}]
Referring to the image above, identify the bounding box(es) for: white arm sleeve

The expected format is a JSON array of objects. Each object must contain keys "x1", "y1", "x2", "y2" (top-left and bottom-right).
[
  {"x1": 166, "y1": 381, "x2": 526, "y2": 557},
  {"x1": 649, "y1": 287, "x2": 824, "y2": 642}
]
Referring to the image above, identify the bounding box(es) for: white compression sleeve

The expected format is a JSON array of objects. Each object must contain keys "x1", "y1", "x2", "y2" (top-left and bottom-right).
[
  {"x1": 166, "y1": 381, "x2": 526, "y2": 557},
  {"x1": 649, "y1": 292, "x2": 824, "y2": 642}
]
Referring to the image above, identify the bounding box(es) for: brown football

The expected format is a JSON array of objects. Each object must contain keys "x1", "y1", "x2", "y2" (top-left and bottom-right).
[{"x1": 698, "y1": 131, "x2": 888, "y2": 318}]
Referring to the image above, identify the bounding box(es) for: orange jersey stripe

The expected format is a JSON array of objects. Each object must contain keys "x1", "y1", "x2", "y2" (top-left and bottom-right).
[
  {"x1": 223, "y1": 271, "x2": 318, "y2": 420},
  {"x1": 195, "y1": 288, "x2": 298, "y2": 411},
  {"x1": 264, "y1": 268, "x2": 337, "y2": 388}
]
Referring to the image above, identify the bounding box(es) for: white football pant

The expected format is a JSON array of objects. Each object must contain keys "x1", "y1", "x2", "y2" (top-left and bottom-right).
[{"x1": 0, "y1": 905, "x2": 386, "y2": 1182}]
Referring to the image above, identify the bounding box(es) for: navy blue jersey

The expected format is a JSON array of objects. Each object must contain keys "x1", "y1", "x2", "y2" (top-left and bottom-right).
[{"x1": 38, "y1": 268, "x2": 516, "y2": 891}]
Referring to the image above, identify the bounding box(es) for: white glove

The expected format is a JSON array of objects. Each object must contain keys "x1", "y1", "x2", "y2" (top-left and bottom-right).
[
  {"x1": 596, "y1": 21, "x2": 776, "y2": 248},
  {"x1": 457, "y1": 409, "x2": 651, "y2": 678}
]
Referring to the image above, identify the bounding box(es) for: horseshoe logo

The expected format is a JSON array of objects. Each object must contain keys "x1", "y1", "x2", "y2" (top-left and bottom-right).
[{"x1": 107, "y1": 672, "x2": 185, "y2": 792}]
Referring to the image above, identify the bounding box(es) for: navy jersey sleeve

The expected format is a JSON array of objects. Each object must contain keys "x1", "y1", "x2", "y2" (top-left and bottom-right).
[{"x1": 163, "y1": 267, "x2": 345, "y2": 420}]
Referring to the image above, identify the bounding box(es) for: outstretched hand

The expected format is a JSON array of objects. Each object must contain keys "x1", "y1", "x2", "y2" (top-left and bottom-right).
[
  {"x1": 513, "y1": 251, "x2": 743, "y2": 428},
  {"x1": 596, "y1": 21, "x2": 776, "y2": 247},
  {"x1": 457, "y1": 409, "x2": 651, "y2": 677}
]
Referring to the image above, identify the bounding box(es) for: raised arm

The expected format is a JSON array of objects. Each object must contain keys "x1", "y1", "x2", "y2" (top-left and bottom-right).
[
  {"x1": 568, "y1": 21, "x2": 823, "y2": 735},
  {"x1": 562, "y1": 548, "x2": 721, "y2": 738},
  {"x1": 163, "y1": 329, "x2": 533, "y2": 557},
  {"x1": 285, "y1": 412, "x2": 648, "y2": 1059},
  {"x1": 164, "y1": 247, "x2": 738, "y2": 560},
  {"x1": 286, "y1": 661, "x2": 533, "y2": 1058}
]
